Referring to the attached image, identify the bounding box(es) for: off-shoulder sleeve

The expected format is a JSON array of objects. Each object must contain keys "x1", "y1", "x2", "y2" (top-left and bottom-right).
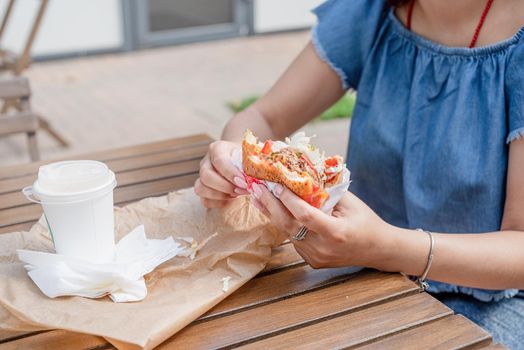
[
  {"x1": 505, "y1": 39, "x2": 524, "y2": 144},
  {"x1": 311, "y1": 0, "x2": 388, "y2": 90}
]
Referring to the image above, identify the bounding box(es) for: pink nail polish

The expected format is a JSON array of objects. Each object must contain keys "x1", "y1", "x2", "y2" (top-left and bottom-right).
[
  {"x1": 252, "y1": 183, "x2": 262, "y2": 199},
  {"x1": 233, "y1": 176, "x2": 247, "y2": 189},
  {"x1": 234, "y1": 188, "x2": 246, "y2": 195},
  {"x1": 274, "y1": 184, "x2": 283, "y2": 198}
]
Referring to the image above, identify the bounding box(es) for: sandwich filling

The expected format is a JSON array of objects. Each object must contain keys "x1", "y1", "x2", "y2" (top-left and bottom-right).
[{"x1": 243, "y1": 130, "x2": 345, "y2": 208}]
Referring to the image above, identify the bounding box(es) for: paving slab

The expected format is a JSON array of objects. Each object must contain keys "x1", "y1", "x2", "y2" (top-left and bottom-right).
[{"x1": 0, "y1": 30, "x2": 350, "y2": 167}]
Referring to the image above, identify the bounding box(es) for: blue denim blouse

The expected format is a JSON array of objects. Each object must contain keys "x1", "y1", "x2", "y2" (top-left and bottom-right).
[{"x1": 312, "y1": 0, "x2": 524, "y2": 302}]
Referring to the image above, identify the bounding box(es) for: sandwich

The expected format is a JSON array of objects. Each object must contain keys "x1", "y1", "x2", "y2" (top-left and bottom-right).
[{"x1": 242, "y1": 130, "x2": 345, "y2": 208}]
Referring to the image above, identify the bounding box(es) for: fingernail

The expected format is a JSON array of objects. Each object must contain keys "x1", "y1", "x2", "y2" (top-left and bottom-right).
[
  {"x1": 233, "y1": 176, "x2": 247, "y2": 189},
  {"x1": 252, "y1": 183, "x2": 262, "y2": 199},
  {"x1": 234, "y1": 188, "x2": 248, "y2": 195},
  {"x1": 274, "y1": 184, "x2": 283, "y2": 198}
]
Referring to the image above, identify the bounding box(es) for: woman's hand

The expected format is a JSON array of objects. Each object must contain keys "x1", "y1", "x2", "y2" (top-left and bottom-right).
[
  {"x1": 194, "y1": 140, "x2": 249, "y2": 208},
  {"x1": 251, "y1": 183, "x2": 392, "y2": 269}
]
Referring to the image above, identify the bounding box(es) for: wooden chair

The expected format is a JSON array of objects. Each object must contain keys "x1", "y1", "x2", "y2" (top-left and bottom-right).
[
  {"x1": 0, "y1": 76, "x2": 39, "y2": 161},
  {"x1": 0, "y1": 0, "x2": 49, "y2": 76},
  {"x1": 0, "y1": 0, "x2": 68, "y2": 147}
]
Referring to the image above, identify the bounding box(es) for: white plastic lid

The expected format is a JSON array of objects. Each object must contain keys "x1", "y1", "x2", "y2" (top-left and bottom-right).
[{"x1": 33, "y1": 160, "x2": 116, "y2": 202}]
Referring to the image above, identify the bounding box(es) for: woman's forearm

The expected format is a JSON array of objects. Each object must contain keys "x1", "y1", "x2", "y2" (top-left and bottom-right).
[
  {"x1": 221, "y1": 105, "x2": 276, "y2": 143},
  {"x1": 376, "y1": 225, "x2": 524, "y2": 290}
]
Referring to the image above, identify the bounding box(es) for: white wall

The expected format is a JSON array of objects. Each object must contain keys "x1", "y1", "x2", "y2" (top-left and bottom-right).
[
  {"x1": 0, "y1": 0, "x2": 323, "y2": 57},
  {"x1": 253, "y1": 0, "x2": 323, "y2": 33},
  {"x1": 0, "y1": 0, "x2": 124, "y2": 57}
]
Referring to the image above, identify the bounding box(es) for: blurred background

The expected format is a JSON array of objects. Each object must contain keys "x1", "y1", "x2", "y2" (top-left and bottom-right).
[{"x1": 0, "y1": 0, "x2": 352, "y2": 166}]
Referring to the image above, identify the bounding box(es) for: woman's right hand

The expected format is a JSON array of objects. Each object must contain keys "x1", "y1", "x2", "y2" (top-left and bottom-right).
[{"x1": 194, "y1": 140, "x2": 250, "y2": 208}]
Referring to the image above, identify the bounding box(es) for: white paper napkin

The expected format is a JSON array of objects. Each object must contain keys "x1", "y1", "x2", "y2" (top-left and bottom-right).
[{"x1": 17, "y1": 225, "x2": 184, "y2": 302}]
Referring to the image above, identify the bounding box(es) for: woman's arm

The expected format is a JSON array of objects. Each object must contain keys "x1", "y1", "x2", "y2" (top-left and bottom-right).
[
  {"x1": 195, "y1": 41, "x2": 344, "y2": 208},
  {"x1": 381, "y1": 138, "x2": 524, "y2": 289},
  {"x1": 251, "y1": 138, "x2": 524, "y2": 290},
  {"x1": 222, "y1": 42, "x2": 345, "y2": 142}
]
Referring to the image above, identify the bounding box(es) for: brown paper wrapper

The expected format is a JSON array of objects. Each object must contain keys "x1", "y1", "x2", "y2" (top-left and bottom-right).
[{"x1": 0, "y1": 188, "x2": 285, "y2": 349}]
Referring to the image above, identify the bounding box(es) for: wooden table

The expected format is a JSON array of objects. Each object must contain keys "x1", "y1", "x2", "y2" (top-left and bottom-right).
[{"x1": 0, "y1": 135, "x2": 506, "y2": 349}]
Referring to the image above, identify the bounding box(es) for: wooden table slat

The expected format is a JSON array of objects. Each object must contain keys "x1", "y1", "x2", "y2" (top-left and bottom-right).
[
  {"x1": 0, "y1": 173, "x2": 200, "y2": 230},
  {"x1": 5, "y1": 272, "x2": 414, "y2": 349},
  {"x1": 0, "y1": 204, "x2": 43, "y2": 230},
  {"x1": 0, "y1": 134, "x2": 212, "y2": 180},
  {"x1": 0, "y1": 158, "x2": 202, "y2": 210},
  {"x1": 236, "y1": 293, "x2": 452, "y2": 350},
  {"x1": 0, "y1": 143, "x2": 209, "y2": 196},
  {"x1": 353, "y1": 314, "x2": 491, "y2": 350},
  {"x1": 0, "y1": 222, "x2": 33, "y2": 235},
  {"x1": 157, "y1": 272, "x2": 420, "y2": 349},
  {"x1": 0, "y1": 330, "x2": 106, "y2": 350},
  {"x1": 114, "y1": 173, "x2": 199, "y2": 204},
  {"x1": 260, "y1": 242, "x2": 304, "y2": 274},
  {"x1": 201, "y1": 266, "x2": 374, "y2": 322}
]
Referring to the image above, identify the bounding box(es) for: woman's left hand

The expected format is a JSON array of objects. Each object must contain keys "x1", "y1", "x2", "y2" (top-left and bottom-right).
[{"x1": 250, "y1": 183, "x2": 391, "y2": 269}]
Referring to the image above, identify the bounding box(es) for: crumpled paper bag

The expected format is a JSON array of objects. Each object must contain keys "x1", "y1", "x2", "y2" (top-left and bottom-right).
[{"x1": 0, "y1": 188, "x2": 285, "y2": 349}]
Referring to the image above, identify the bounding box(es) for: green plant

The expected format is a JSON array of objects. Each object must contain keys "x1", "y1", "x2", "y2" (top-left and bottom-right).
[
  {"x1": 227, "y1": 95, "x2": 260, "y2": 113},
  {"x1": 226, "y1": 92, "x2": 356, "y2": 120},
  {"x1": 317, "y1": 93, "x2": 356, "y2": 121}
]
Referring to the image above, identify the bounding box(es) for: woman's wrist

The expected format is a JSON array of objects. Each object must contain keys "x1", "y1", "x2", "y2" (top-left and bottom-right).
[
  {"x1": 221, "y1": 105, "x2": 275, "y2": 143},
  {"x1": 369, "y1": 223, "x2": 430, "y2": 276}
]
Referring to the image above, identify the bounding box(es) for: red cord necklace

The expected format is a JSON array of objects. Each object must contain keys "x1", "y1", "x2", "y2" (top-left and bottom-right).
[{"x1": 406, "y1": 0, "x2": 495, "y2": 48}]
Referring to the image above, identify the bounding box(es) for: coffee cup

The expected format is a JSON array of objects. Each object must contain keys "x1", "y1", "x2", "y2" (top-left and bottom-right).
[{"x1": 23, "y1": 160, "x2": 117, "y2": 262}]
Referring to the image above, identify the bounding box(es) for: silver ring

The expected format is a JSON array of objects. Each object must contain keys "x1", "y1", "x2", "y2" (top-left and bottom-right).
[{"x1": 293, "y1": 226, "x2": 308, "y2": 241}]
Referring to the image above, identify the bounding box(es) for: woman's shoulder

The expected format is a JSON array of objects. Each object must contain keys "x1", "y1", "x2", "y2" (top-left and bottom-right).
[
  {"x1": 505, "y1": 30, "x2": 524, "y2": 90},
  {"x1": 312, "y1": 0, "x2": 390, "y2": 90},
  {"x1": 505, "y1": 31, "x2": 524, "y2": 144},
  {"x1": 313, "y1": 0, "x2": 389, "y2": 24},
  {"x1": 507, "y1": 31, "x2": 524, "y2": 68}
]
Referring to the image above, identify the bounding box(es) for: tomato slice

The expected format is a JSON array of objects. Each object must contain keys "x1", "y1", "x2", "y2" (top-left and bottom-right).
[
  {"x1": 304, "y1": 191, "x2": 329, "y2": 208},
  {"x1": 325, "y1": 157, "x2": 339, "y2": 168},
  {"x1": 261, "y1": 140, "x2": 273, "y2": 155}
]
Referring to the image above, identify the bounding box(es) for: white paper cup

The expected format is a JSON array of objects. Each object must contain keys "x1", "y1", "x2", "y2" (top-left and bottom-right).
[{"x1": 23, "y1": 160, "x2": 117, "y2": 262}]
